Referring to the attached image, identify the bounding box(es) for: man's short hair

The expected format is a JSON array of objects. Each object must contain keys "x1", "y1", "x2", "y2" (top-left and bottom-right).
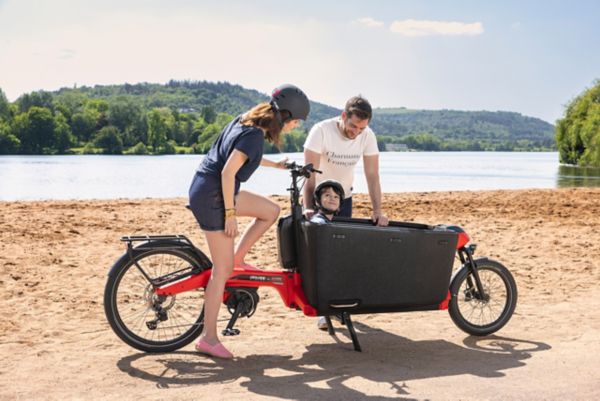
[{"x1": 344, "y1": 96, "x2": 372, "y2": 121}]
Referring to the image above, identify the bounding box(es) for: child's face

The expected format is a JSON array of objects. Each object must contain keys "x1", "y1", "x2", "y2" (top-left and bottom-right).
[{"x1": 320, "y1": 187, "x2": 341, "y2": 212}]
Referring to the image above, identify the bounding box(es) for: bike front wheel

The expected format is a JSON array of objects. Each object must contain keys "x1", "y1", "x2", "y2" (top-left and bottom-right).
[
  {"x1": 448, "y1": 259, "x2": 517, "y2": 336},
  {"x1": 104, "y1": 248, "x2": 207, "y2": 352}
]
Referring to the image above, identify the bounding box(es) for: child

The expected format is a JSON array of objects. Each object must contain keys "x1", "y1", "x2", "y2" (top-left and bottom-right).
[
  {"x1": 309, "y1": 180, "x2": 345, "y2": 330},
  {"x1": 310, "y1": 179, "x2": 344, "y2": 224}
]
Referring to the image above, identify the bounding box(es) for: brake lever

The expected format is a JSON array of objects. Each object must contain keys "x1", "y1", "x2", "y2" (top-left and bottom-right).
[{"x1": 303, "y1": 163, "x2": 322, "y2": 175}]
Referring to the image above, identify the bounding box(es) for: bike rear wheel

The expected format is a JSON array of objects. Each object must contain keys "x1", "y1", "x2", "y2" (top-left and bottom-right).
[
  {"x1": 104, "y1": 248, "x2": 206, "y2": 352},
  {"x1": 449, "y1": 259, "x2": 517, "y2": 336}
]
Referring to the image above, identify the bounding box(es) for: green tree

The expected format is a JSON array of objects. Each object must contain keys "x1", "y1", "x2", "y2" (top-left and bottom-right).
[
  {"x1": 17, "y1": 91, "x2": 54, "y2": 114},
  {"x1": 191, "y1": 117, "x2": 207, "y2": 145},
  {"x1": 147, "y1": 109, "x2": 168, "y2": 152},
  {"x1": 85, "y1": 99, "x2": 110, "y2": 132},
  {"x1": 196, "y1": 123, "x2": 221, "y2": 153},
  {"x1": 54, "y1": 90, "x2": 88, "y2": 118},
  {"x1": 556, "y1": 80, "x2": 600, "y2": 166},
  {"x1": 401, "y1": 133, "x2": 441, "y2": 151},
  {"x1": 0, "y1": 88, "x2": 11, "y2": 120},
  {"x1": 13, "y1": 106, "x2": 55, "y2": 154},
  {"x1": 214, "y1": 112, "x2": 234, "y2": 127},
  {"x1": 0, "y1": 120, "x2": 20, "y2": 154},
  {"x1": 108, "y1": 97, "x2": 143, "y2": 134},
  {"x1": 281, "y1": 129, "x2": 307, "y2": 152},
  {"x1": 93, "y1": 125, "x2": 123, "y2": 154},
  {"x1": 54, "y1": 112, "x2": 74, "y2": 153},
  {"x1": 71, "y1": 109, "x2": 99, "y2": 143},
  {"x1": 201, "y1": 106, "x2": 217, "y2": 124},
  {"x1": 126, "y1": 141, "x2": 149, "y2": 155}
]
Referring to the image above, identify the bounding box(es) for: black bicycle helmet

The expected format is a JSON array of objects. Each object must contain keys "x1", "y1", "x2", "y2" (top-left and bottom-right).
[
  {"x1": 270, "y1": 84, "x2": 310, "y2": 121},
  {"x1": 314, "y1": 179, "x2": 345, "y2": 214}
]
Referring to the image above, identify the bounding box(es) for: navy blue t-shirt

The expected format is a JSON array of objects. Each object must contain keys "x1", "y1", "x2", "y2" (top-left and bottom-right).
[{"x1": 197, "y1": 115, "x2": 265, "y2": 191}]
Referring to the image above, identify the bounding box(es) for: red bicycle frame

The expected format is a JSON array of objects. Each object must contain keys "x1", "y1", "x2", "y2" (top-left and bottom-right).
[{"x1": 155, "y1": 264, "x2": 319, "y2": 316}]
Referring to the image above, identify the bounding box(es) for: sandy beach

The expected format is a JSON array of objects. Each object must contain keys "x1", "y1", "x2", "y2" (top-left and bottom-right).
[{"x1": 1, "y1": 188, "x2": 600, "y2": 400}]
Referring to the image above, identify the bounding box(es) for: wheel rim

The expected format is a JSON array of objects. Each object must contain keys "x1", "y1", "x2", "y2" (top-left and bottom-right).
[
  {"x1": 456, "y1": 268, "x2": 509, "y2": 328},
  {"x1": 113, "y1": 250, "x2": 204, "y2": 345}
]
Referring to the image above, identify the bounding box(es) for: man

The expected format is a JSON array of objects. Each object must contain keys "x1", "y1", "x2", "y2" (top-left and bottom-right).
[{"x1": 303, "y1": 96, "x2": 389, "y2": 226}]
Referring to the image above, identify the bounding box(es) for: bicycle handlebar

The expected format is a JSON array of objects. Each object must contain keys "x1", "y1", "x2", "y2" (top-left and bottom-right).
[{"x1": 284, "y1": 161, "x2": 322, "y2": 178}]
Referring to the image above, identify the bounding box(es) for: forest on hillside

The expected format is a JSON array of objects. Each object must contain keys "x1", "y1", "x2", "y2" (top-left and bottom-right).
[{"x1": 0, "y1": 80, "x2": 556, "y2": 155}]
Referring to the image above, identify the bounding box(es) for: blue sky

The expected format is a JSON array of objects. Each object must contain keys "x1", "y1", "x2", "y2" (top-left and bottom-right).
[{"x1": 1, "y1": 0, "x2": 598, "y2": 123}]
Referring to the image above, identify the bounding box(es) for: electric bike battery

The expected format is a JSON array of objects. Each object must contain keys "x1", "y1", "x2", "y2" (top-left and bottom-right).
[{"x1": 279, "y1": 216, "x2": 458, "y2": 315}]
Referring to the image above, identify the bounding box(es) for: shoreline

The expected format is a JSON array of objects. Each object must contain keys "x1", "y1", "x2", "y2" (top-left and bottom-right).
[{"x1": 0, "y1": 185, "x2": 595, "y2": 203}]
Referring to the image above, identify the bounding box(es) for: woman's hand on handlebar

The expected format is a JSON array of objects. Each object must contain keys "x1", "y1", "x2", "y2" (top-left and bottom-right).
[
  {"x1": 261, "y1": 157, "x2": 289, "y2": 169},
  {"x1": 274, "y1": 157, "x2": 289, "y2": 169},
  {"x1": 224, "y1": 216, "x2": 238, "y2": 237}
]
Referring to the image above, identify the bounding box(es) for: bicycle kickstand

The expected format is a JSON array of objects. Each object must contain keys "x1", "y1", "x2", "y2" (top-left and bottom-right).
[
  {"x1": 222, "y1": 302, "x2": 244, "y2": 336},
  {"x1": 342, "y1": 312, "x2": 362, "y2": 352}
]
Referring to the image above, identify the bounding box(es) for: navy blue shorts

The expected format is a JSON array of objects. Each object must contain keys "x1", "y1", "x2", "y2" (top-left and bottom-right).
[{"x1": 188, "y1": 172, "x2": 228, "y2": 231}]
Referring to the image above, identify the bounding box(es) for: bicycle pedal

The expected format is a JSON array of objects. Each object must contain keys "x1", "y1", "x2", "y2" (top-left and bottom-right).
[{"x1": 222, "y1": 328, "x2": 240, "y2": 336}]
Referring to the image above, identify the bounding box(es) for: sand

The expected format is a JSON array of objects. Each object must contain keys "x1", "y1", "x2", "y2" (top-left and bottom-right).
[{"x1": 1, "y1": 188, "x2": 600, "y2": 400}]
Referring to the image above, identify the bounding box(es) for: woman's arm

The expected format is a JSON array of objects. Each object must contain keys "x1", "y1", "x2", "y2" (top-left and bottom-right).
[{"x1": 260, "y1": 156, "x2": 289, "y2": 169}]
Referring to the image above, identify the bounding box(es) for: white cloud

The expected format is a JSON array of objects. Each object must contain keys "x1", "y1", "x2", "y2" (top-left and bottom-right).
[
  {"x1": 355, "y1": 17, "x2": 384, "y2": 28},
  {"x1": 390, "y1": 19, "x2": 484, "y2": 37}
]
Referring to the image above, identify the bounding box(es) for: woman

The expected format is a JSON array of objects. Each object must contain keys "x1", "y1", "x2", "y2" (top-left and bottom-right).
[{"x1": 189, "y1": 84, "x2": 310, "y2": 359}]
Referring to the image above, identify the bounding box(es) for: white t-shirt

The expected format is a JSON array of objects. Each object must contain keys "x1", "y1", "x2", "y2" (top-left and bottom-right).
[{"x1": 304, "y1": 117, "x2": 379, "y2": 198}]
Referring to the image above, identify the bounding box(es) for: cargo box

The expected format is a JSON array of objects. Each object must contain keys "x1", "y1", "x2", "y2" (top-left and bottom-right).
[
  {"x1": 277, "y1": 215, "x2": 297, "y2": 269},
  {"x1": 290, "y1": 217, "x2": 458, "y2": 315}
]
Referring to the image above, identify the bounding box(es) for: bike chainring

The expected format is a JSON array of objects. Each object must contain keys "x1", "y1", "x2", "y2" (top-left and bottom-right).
[{"x1": 225, "y1": 288, "x2": 260, "y2": 318}]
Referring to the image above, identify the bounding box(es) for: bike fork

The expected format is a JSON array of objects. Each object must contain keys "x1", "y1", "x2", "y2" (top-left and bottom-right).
[{"x1": 460, "y1": 245, "x2": 488, "y2": 301}]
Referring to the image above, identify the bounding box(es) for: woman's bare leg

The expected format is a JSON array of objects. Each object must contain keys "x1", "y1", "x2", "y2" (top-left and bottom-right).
[
  {"x1": 233, "y1": 190, "x2": 280, "y2": 265},
  {"x1": 199, "y1": 230, "x2": 234, "y2": 345}
]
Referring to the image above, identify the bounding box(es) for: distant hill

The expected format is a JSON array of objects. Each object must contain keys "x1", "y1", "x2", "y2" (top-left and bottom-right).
[
  {"x1": 56, "y1": 80, "x2": 340, "y2": 132},
  {"x1": 370, "y1": 108, "x2": 555, "y2": 151},
  {"x1": 58, "y1": 81, "x2": 554, "y2": 150},
  {"x1": 0, "y1": 80, "x2": 556, "y2": 155}
]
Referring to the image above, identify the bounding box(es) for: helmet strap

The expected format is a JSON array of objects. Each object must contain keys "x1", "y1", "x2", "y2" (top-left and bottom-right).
[{"x1": 268, "y1": 102, "x2": 282, "y2": 124}]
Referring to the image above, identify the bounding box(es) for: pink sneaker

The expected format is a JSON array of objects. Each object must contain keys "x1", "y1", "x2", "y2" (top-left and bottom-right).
[{"x1": 195, "y1": 339, "x2": 234, "y2": 359}]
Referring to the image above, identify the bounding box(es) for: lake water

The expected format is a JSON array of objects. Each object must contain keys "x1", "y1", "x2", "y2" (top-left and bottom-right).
[{"x1": 1, "y1": 152, "x2": 599, "y2": 201}]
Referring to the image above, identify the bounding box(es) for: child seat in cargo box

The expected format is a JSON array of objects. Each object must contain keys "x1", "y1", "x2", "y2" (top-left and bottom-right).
[{"x1": 296, "y1": 219, "x2": 458, "y2": 315}]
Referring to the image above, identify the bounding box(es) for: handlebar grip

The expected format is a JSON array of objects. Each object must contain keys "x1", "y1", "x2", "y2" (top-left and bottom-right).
[{"x1": 304, "y1": 163, "x2": 322, "y2": 174}]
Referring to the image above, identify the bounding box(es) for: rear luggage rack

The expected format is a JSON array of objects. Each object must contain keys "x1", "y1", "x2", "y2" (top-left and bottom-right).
[
  {"x1": 121, "y1": 234, "x2": 192, "y2": 243},
  {"x1": 121, "y1": 234, "x2": 197, "y2": 250},
  {"x1": 121, "y1": 234, "x2": 206, "y2": 285}
]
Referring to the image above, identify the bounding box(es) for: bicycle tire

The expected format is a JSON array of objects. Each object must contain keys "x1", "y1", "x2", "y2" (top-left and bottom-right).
[
  {"x1": 104, "y1": 247, "x2": 207, "y2": 352},
  {"x1": 448, "y1": 259, "x2": 517, "y2": 336}
]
